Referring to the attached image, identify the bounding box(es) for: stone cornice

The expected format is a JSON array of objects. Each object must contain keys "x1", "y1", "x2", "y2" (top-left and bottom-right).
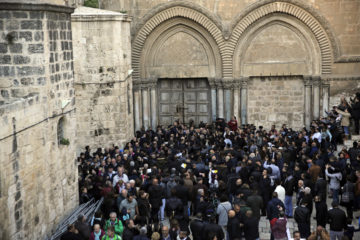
[{"x1": 0, "y1": 2, "x2": 74, "y2": 13}]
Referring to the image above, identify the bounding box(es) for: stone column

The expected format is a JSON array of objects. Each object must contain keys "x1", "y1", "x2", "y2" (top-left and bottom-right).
[
  {"x1": 304, "y1": 77, "x2": 312, "y2": 128},
  {"x1": 312, "y1": 76, "x2": 321, "y2": 119},
  {"x1": 209, "y1": 79, "x2": 217, "y2": 121},
  {"x1": 224, "y1": 87, "x2": 231, "y2": 121},
  {"x1": 217, "y1": 85, "x2": 224, "y2": 119},
  {"x1": 150, "y1": 85, "x2": 157, "y2": 130},
  {"x1": 240, "y1": 78, "x2": 248, "y2": 125},
  {"x1": 142, "y1": 87, "x2": 150, "y2": 129},
  {"x1": 133, "y1": 86, "x2": 141, "y2": 131},
  {"x1": 322, "y1": 80, "x2": 330, "y2": 117},
  {"x1": 233, "y1": 82, "x2": 240, "y2": 122}
]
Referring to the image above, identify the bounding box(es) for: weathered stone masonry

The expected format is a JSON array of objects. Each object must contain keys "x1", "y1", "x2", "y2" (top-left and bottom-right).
[{"x1": 0, "y1": 3, "x2": 78, "y2": 240}]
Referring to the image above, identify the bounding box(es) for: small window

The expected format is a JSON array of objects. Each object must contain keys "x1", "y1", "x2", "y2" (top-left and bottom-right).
[{"x1": 57, "y1": 117, "x2": 65, "y2": 145}]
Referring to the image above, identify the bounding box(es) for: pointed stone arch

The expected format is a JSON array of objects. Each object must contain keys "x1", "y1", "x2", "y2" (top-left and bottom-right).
[
  {"x1": 132, "y1": 3, "x2": 225, "y2": 81},
  {"x1": 228, "y1": 1, "x2": 335, "y2": 76}
]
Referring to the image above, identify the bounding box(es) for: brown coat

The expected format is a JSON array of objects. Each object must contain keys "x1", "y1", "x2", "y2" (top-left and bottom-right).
[{"x1": 309, "y1": 164, "x2": 321, "y2": 183}]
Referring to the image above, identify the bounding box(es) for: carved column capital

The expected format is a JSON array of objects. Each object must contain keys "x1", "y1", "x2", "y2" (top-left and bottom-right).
[{"x1": 240, "y1": 77, "x2": 249, "y2": 88}]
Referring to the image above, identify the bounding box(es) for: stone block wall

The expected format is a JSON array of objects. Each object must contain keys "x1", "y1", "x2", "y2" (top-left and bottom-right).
[
  {"x1": 72, "y1": 7, "x2": 134, "y2": 152},
  {"x1": 247, "y1": 77, "x2": 305, "y2": 129},
  {"x1": 0, "y1": 3, "x2": 78, "y2": 240}
]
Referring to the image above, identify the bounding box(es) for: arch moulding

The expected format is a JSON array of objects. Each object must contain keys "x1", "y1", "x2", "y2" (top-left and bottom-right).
[
  {"x1": 227, "y1": 1, "x2": 334, "y2": 76},
  {"x1": 132, "y1": 5, "x2": 225, "y2": 82},
  {"x1": 141, "y1": 19, "x2": 222, "y2": 79}
]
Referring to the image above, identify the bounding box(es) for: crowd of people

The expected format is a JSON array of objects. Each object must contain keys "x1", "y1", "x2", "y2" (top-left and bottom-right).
[{"x1": 61, "y1": 93, "x2": 360, "y2": 240}]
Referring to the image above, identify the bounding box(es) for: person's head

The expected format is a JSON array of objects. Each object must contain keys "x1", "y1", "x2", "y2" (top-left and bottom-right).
[
  {"x1": 161, "y1": 225, "x2": 169, "y2": 237},
  {"x1": 127, "y1": 194, "x2": 134, "y2": 202},
  {"x1": 152, "y1": 178, "x2": 158, "y2": 185},
  {"x1": 314, "y1": 195, "x2": 321, "y2": 202},
  {"x1": 316, "y1": 225, "x2": 326, "y2": 236},
  {"x1": 121, "y1": 189, "x2": 128, "y2": 197},
  {"x1": 245, "y1": 209, "x2": 253, "y2": 218},
  {"x1": 332, "y1": 200, "x2": 339, "y2": 208},
  {"x1": 272, "y1": 192, "x2": 278, "y2": 199},
  {"x1": 293, "y1": 231, "x2": 301, "y2": 240},
  {"x1": 140, "y1": 226, "x2": 147, "y2": 236},
  {"x1": 179, "y1": 229, "x2": 188, "y2": 239},
  {"x1": 233, "y1": 203, "x2": 241, "y2": 213},
  {"x1": 298, "y1": 180, "x2": 304, "y2": 188},
  {"x1": 235, "y1": 178, "x2": 242, "y2": 186},
  {"x1": 94, "y1": 224, "x2": 101, "y2": 234},
  {"x1": 107, "y1": 226, "x2": 115, "y2": 238},
  {"x1": 127, "y1": 219, "x2": 134, "y2": 228},
  {"x1": 67, "y1": 224, "x2": 76, "y2": 233},
  {"x1": 109, "y1": 212, "x2": 117, "y2": 222},
  {"x1": 228, "y1": 210, "x2": 236, "y2": 218},
  {"x1": 78, "y1": 214, "x2": 86, "y2": 223},
  {"x1": 151, "y1": 232, "x2": 160, "y2": 240}
]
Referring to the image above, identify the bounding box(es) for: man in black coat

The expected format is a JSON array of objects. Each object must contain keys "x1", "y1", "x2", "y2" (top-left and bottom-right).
[
  {"x1": 314, "y1": 173, "x2": 327, "y2": 202},
  {"x1": 327, "y1": 201, "x2": 347, "y2": 240},
  {"x1": 243, "y1": 210, "x2": 260, "y2": 240},
  {"x1": 202, "y1": 218, "x2": 224, "y2": 240},
  {"x1": 294, "y1": 201, "x2": 311, "y2": 239},
  {"x1": 148, "y1": 178, "x2": 164, "y2": 223},
  {"x1": 227, "y1": 210, "x2": 242, "y2": 240},
  {"x1": 351, "y1": 95, "x2": 360, "y2": 134},
  {"x1": 60, "y1": 224, "x2": 82, "y2": 240},
  {"x1": 190, "y1": 213, "x2": 205, "y2": 240},
  {"x1": 246, "y1": 189, "x2": 263, "y2": 220},
  {"x1": 314, "y1": 195, "x2": 328, "y2": 227},
  {"x1": 122, "y1": 219, "x2": 139, "y2": 240},
  {"x1": 74, "y1": 215, "x2": 91, "y2": 240},
  {"x1": 266, "y1": 192, "x2": 285, "y2": 221}
]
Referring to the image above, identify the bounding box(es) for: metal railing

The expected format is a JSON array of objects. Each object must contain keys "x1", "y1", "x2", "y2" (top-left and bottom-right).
[{"x1": 45, "y1": 197, "x2": 104, "y2": 240}]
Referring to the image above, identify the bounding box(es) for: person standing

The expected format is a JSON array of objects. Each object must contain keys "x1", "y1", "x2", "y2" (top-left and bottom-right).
[
  {"x1": 294, "y1": 201, "x2": 311, "y2": 239},
  {"x1": 314, "y1": 195, "x2": 328, "y2": 228},
  {"x1": 104, "y1": 212, "x2": 123, "y2": 237},
  {"x1": 335, "y1": 107, "x2": 351, "y2": 140},
  {"x1": 327, "y1": 201, "x2": 347, "y2": 240},
  {"x1": 351, "y1": 94, "x2": 360, "y2": 135},
  {"x1": 216, "y1": 195, "x2": 232, "y2": 239},
  {"x1": 227, "y1": 210, "x2": 242, "y2": 240},
  {"x1": 283, "y1": 173, "x2": 295, "y2": 218},
  {"x1": 325, "y1": 165, "x2": 342, "y2": 204},
  {"x1": 148, "y1": 178, "x2": 164, "y2": 224},
  {"x1": 271, "y1": 211, "x2": 290, "y2": 240}
]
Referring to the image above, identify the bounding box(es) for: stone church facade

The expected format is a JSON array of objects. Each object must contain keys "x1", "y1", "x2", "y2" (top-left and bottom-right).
[
  {"x1": 102, "y1": 0, "x2": 360, "y2": 130},
  {"x1": 0, "y1": 0, "x2": 359, "y2": 239}
]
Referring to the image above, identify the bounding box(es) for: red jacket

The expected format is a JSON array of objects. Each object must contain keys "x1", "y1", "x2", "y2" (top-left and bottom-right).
[
  {"x1": 227, "y1": 120, "x2": 238, "y2": 131},
  {"x1": 89, "y1": 229, "x2": 105, "y2": 240}
]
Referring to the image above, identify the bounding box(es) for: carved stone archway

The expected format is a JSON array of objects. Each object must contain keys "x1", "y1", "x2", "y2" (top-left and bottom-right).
[{"x1": 227, "y1": 1, "x2": 334, "y2": 77}]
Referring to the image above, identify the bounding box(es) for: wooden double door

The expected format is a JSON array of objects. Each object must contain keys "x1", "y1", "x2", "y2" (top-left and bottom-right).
[{"x1": 158, "y1": 78, "x2": 211, "y2": 126}]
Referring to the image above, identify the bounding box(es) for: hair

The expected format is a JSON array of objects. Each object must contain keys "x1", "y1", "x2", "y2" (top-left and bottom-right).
[
  {"x1": 151, "y1": 232, "x2": 161, "y2": 240},
  {"x1": 140, "y1": 226, "x2": 147, "y2": 235},
  {"x1": 107, "y1": 226, "x2": 115, "y2": 233}
]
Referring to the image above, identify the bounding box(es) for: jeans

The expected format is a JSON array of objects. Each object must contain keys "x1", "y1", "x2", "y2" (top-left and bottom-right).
[
  {"x1": 343, "y1": 126, "x2": 349, "y2": 135},
  {"x1": 284, "y1": 195, "x2": 293, "y2": 217},
  {"x1": 332, "y1": 189, "x2": 339, "y2": 204},
  {"x1": 158, "y1": 198, "x2": 166, "y2": 221},
  {"x1": 330, "y1": 230, "x2": 343, "y2": 240}
]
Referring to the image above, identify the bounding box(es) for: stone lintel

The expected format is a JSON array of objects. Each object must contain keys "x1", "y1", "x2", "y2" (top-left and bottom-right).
[
  {"x1": 71, "y1": 6, "x2": 131, "y2": 22},
  {"x1": 0, "y1": 2, "x2": 74, "y2": 14}
]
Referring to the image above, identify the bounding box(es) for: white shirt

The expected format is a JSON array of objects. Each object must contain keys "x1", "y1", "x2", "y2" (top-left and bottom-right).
[
  {"x1": 113, "y1": 173, "x2": 129, "y2": 186},
  {"x1": 275, "y1": 185, "x2": 286, "y2": 204},
  {"x1": 312, "y1": 132, "x2": 322, "y2": 143}
]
